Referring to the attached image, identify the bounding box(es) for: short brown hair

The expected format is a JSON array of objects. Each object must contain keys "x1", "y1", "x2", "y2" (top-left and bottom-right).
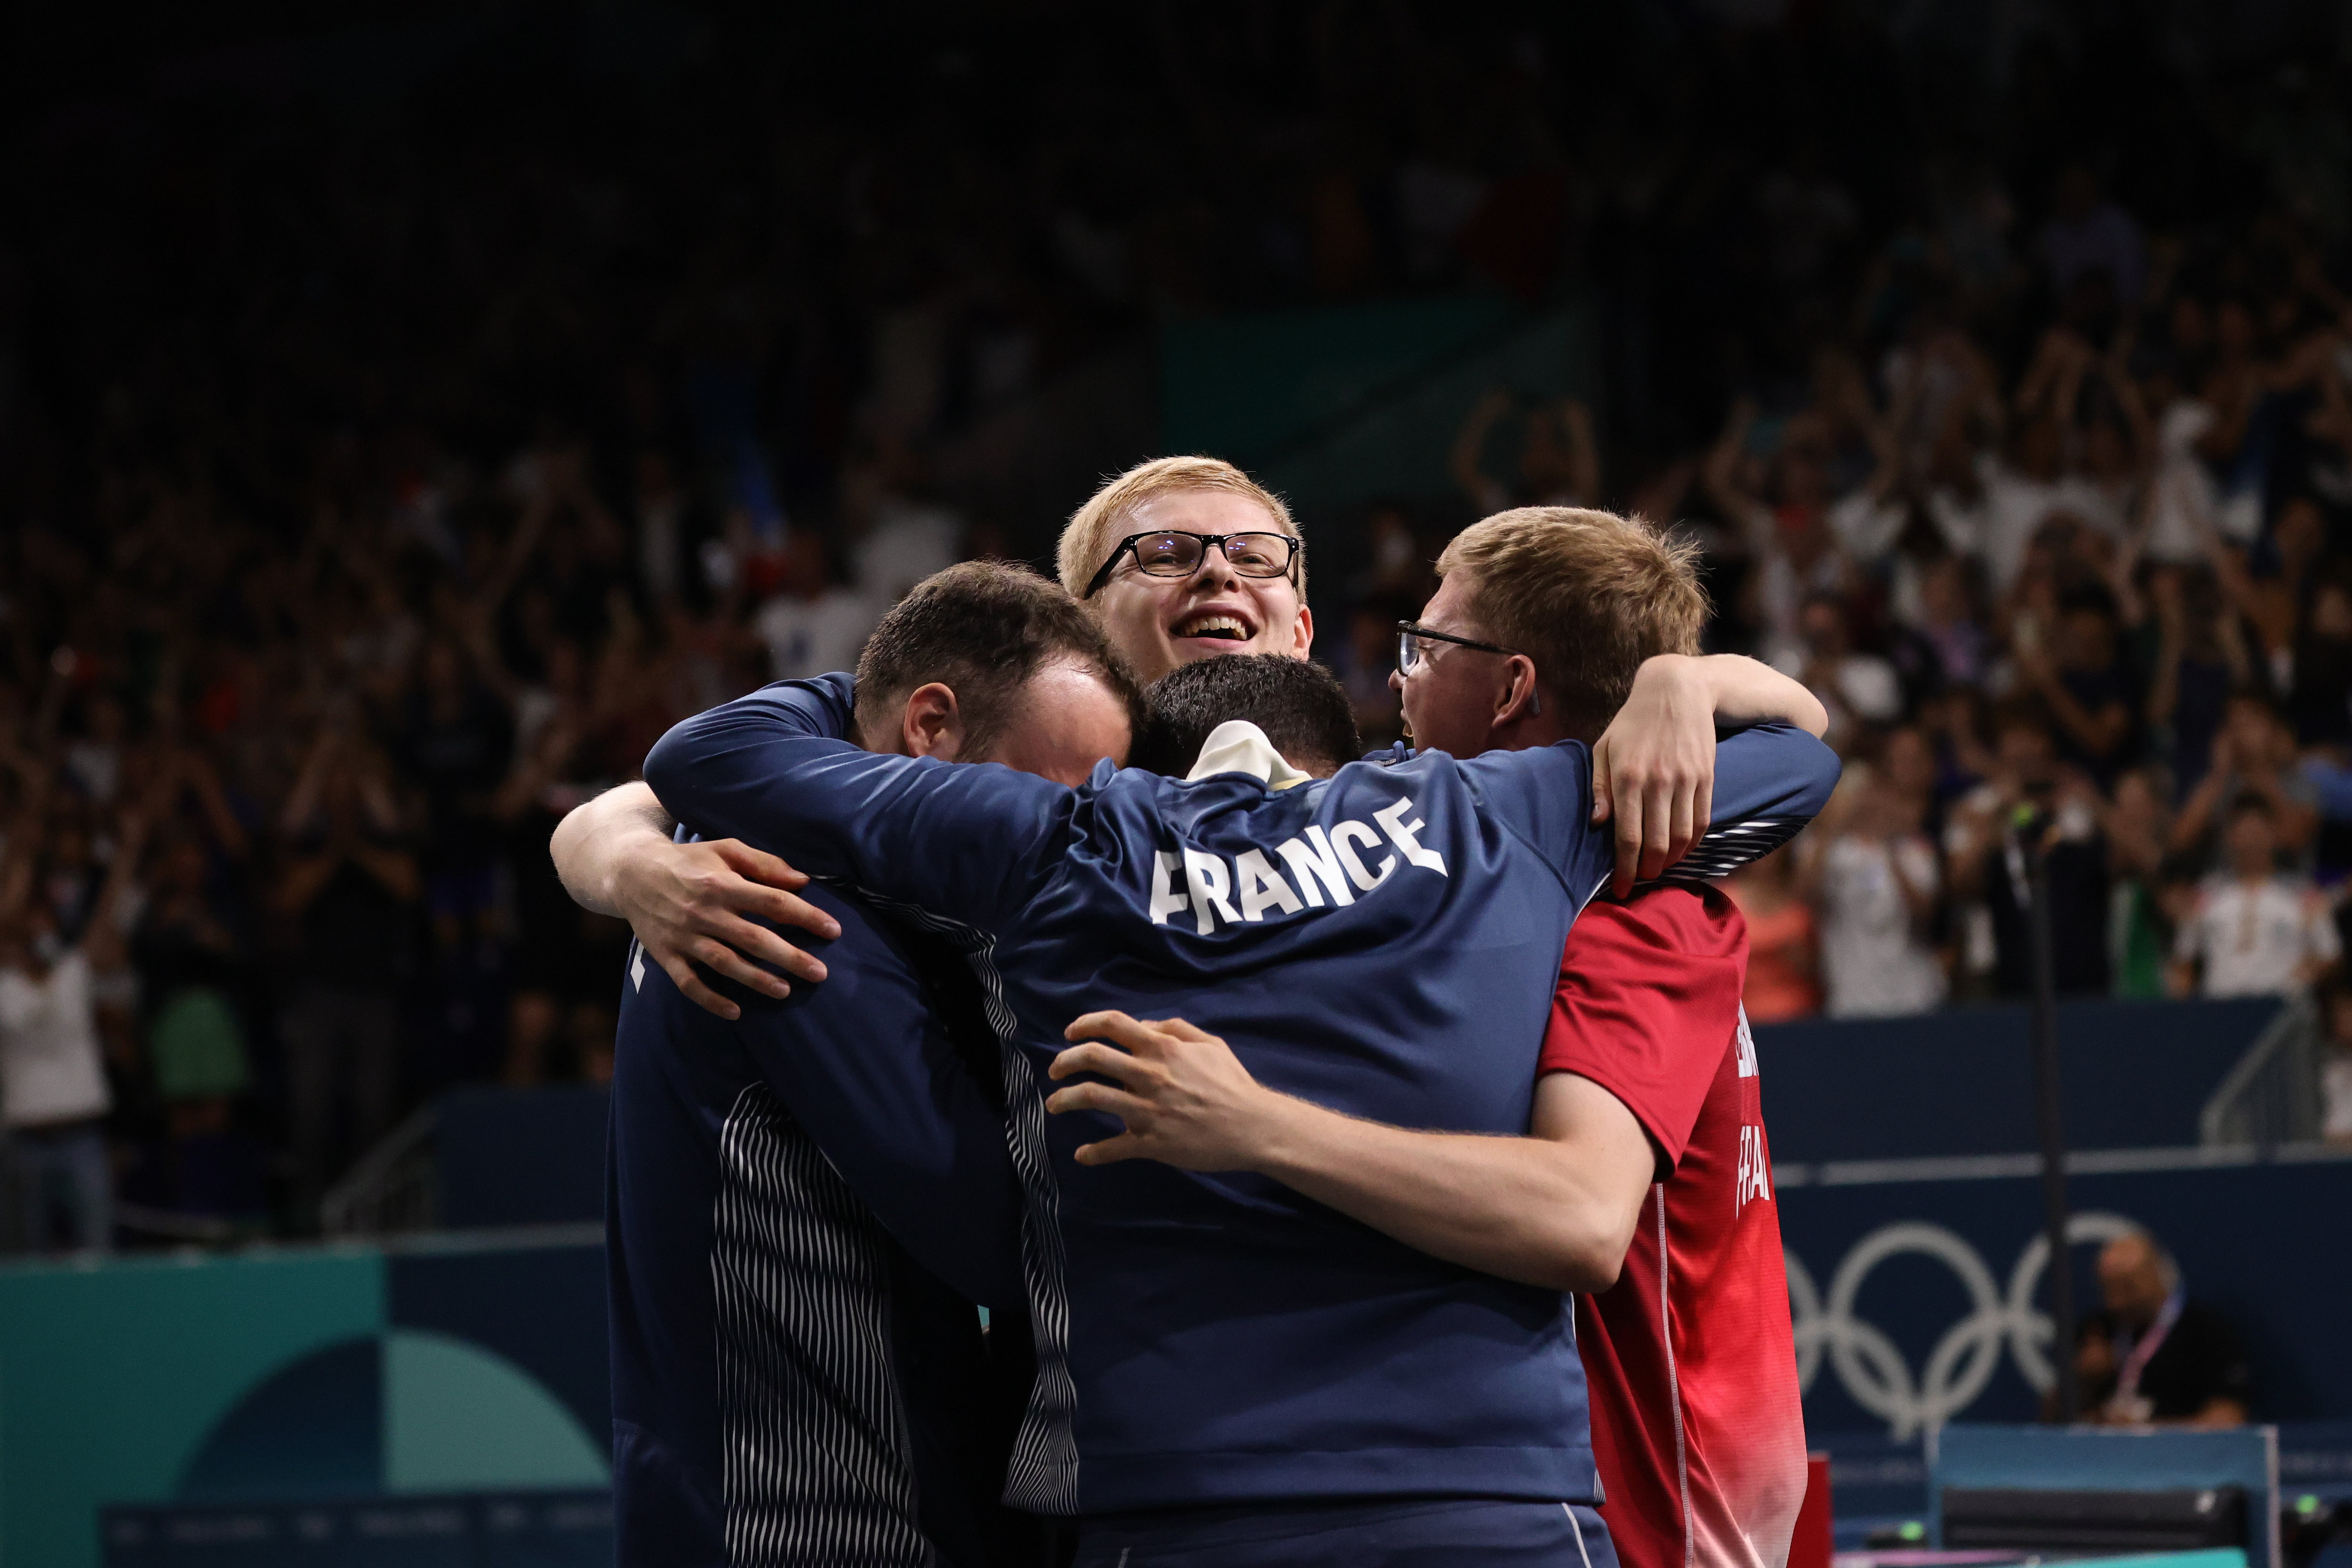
[
  {"x1": 1434, "y1": 507, "x2": 1707, "y2": 742},
  {"x1": 854, "y1": 561, "x2": 1147, "y2": 756},
  {"x1": 1057, "y1": 456, "x2": 1304, "y2": 602}
]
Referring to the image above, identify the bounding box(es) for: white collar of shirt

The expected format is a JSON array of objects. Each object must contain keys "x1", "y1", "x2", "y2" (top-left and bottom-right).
[{"x1": 1186, "y1": 720, "x2": 1314, "y2": 791}]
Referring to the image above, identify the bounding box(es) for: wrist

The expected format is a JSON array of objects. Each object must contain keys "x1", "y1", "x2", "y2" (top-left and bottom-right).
[{"x1": 1234, "y1": 1088, "x2": 1321, "y2": 1178}]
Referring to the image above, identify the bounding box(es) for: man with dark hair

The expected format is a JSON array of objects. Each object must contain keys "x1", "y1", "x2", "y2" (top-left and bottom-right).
[
  {"x1": 1947, "y1": 702, "x2": 2112, "y2": 996},
  {"x1": 853, "y1": 560, "x2": 1148, "y2": 768},
  {"x1": 562, "y1": 561, "x2": 1135, "y2": 1568},
  {"x1": 1134, "y1": 654, "x2": 1361, "y2": 779}
]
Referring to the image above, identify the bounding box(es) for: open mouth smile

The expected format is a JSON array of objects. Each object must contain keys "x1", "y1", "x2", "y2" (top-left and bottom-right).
[{"x1": 1172, "y1": 613, "x2": 1255, "y2": 643}]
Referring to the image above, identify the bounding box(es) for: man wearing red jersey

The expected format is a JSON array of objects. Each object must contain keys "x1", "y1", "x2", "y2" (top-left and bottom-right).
[{"x1": 1377, "y1": 510, "x2": 1813, "y2": 1568}]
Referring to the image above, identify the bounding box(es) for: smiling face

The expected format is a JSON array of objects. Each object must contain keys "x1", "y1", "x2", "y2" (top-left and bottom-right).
[{"x1": 1084, "y1": 489, "x2": 1313, "y2": 683}]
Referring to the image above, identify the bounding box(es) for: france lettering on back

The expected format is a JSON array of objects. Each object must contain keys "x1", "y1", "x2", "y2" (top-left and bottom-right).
[{"x1": 1149, "y1": 795, "x2": 1449, "y2": 935}]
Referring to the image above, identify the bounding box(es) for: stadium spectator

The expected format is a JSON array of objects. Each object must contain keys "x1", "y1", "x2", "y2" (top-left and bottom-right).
[
  {"x1": 2097, "y1": 768, "x2": 2179, "y2": 1000},
  {"x1": 2169, "y1": 695, "x2": 2321, "y2": 869},
  {"x1": 2144, "y1": 566, "x2": 2252, "y2": 803},
  {"x1": 132, "y1": 828, "x2": 260, "y2": 1219},
  {"x1": 2170, "y1": 794, "x2": 2340, "y2": 999},
  {"x1": 1723, "y1": 853, "x2": 1820, "y2": 1024},
  {"x1": 1807, "y1": 730, "x2": 1946, "y2": 1017},
  {"x1": 0, "y1": 807, "x2": 141, "y2": 1251},
  {"x1": 272, "y1": 727, "x2": 420, "y2": 1218},
  {"x1": 1945, "y1": 707, "x2": 2113, "y2": 997},
  {"x1": 2074, "y1": 1231, "x2": 2251, "y2": 1428},
  {"x1": 2018, "y1": 591, "x2": 2137, "y2": 792},
  {"x1": 755, "y1": 532, "x2": 876, "y2": 684}
]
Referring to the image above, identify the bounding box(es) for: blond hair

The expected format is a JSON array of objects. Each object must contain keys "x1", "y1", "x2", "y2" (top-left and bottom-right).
[
  {"x1": 1435, "y1": 507, "x2": 1708, "y2": 742},
  {"x1": 1057, "y1": 456, "x2": 1304, "y2": 601}
]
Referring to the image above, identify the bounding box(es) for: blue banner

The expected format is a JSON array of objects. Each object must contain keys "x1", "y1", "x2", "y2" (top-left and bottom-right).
[{"x1": 1779, "y1": 1152, "x2": 2352, "y2": 1439}]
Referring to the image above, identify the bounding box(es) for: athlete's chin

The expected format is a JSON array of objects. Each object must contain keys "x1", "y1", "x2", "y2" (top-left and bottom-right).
[{"x1": 1168, "y1": 637, "x2": 1261, "y2": 664}]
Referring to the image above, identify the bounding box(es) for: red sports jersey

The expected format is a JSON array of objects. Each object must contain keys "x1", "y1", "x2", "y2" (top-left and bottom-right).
[{"x1": 1543, "y1": 886, "x2": 1807, "y2": 1568}]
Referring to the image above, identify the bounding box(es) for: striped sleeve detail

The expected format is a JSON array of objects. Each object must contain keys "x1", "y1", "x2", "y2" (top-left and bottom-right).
[
  {"x1": 1648, "y1": 817, "x2": 1811, "y2": 887},
  {"x1": 829, "y1": 883, "x2": 1082, "y2": 1514},
  {"x1": 712, "y1": 1083, "x2": 934, "y2": 1566}
]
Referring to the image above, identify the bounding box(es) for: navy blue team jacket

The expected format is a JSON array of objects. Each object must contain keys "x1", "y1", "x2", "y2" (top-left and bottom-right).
[
  {"x1": 608, "y1": 873, "x2": 1037, "y2": 1567},
  {"x1": 643, "y1": 674, "x2": 1838, "y2": 1518}
]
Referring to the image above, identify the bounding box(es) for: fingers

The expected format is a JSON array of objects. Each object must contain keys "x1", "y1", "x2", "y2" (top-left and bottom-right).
[
  {"x1": 1638, "y1": 774, "x2": 1674, "y2": 884},
  {"x1": 1073, "y1": 1134, "x2": 1144, "y2": 1166},
  {"x1": 1589, "y1": 739, "x2": 1614, "y2": 824},
  {"x1": 656, "y1": 947, "x2": 743, "y2": 1022},
  {"x1": 684, "y1": 852, "x2": 838, "y2": 946},
  {"x1": 727, "y1": 883, "x2": 842, "y2": 945},
  {"x1": 684, "y1": 935, "x2": 793, "y2": 1001},
  {"x1": 1063, "y1": 1010, "x2": 1169, "y2": 1052},
  {"x1": 1611, "y1": 784, "x2": 1643, "y2": 898},
  {"x1": 706, "y1": 912, "x2": 829, "y2": 985},
  {"x1": 711, "y1": 840, "x2": 810, "y2": 891},
  {"x1": 1043, "y1": 1080, "x2": 1147, "y2": 1121},
  {"x1": 1664, "y1": 776, "x2": 1697, "y2": 875},
  {"x1": 1694, "y1": 768, "x2": 1713, "y2": 865},
  {"x1": 1047, "y1": 1042, "x2": 1144, "y2": 1084}
]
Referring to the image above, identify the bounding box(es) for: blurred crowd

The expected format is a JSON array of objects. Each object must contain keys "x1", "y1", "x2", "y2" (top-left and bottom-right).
[
  {"x1": 5, "y1": 4, "x2": 2352, "y2": 1249},
  {"x1": 1684, "y1": 201, "x2": 2352, "y2": 1030}
]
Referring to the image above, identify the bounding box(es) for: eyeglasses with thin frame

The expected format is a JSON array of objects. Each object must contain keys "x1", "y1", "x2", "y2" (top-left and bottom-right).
[
  {"x1": 1083, "y1": 530, "x2": 1301, "y2": 598},
  {"x1": 1395, "y1": 621, "x2": 1542, "y2": 713}
]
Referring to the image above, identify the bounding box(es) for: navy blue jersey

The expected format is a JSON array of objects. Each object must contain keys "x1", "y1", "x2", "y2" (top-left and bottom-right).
[
  {"x1": 607, "y1": 872, "x2": 1037, "y2": 1567},
  {"x1": 643, "y1": 675, "x2": 1838, "y2": 1517}
]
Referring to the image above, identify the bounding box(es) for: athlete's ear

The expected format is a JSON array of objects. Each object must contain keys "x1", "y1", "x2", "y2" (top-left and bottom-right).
[
  {"x1": 1287, "y1": 603, "x2": 1315, "y2": 659},
  {"x1": 1492, "y1": 653, "x2": 1542, "y2": 727},
  {"x1": 900, "y1": 683, "x2": 968, "y2": 762}
]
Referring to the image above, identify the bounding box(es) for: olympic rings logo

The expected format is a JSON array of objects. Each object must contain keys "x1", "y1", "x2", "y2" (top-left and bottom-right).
[{"x1": 1785, "y1": 1211, "x2": 2141, "y2": 1440}]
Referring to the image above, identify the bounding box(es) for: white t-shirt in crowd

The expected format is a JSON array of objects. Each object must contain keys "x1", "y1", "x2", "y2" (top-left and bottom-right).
[
  {"x1": 2173, "y1": 876, "x2": 2341, "y2": 998},
  {"x1": 1817, "y1": 835, "x2": 1948, "y2": 1018},
  {"x1": 1828, "y1": 489, "x2": 1906, "y2": 565},
  {"x1": 1937, "y1": 453, "x2": 2115, "y2": 593},
  {"x1": 755, "y1": 590, "x2": 878, "y2": 683},
  {"x1": 854, "y1": 499, "x2": 962, "y2": 605},
  {"x1": 0, "y1": 950, "x2": 112, "y2": 1129},
  {"x1": 2140, "y1": 402, "x2": 2228, "y2": 563}
]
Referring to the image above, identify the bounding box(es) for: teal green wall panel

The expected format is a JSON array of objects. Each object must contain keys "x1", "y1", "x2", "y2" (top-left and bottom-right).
[
  {"x1": 0, "y1": 1248, "x2": 384, "y2": 1568},
  {"x1": 383, "y1": 1329, "x2": 607, "y2": 1494}
]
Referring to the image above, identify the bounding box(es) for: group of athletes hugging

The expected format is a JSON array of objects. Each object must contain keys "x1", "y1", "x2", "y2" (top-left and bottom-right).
[{"x1": 549, "y1": 455, "x2": 1843, "y2": 1568}]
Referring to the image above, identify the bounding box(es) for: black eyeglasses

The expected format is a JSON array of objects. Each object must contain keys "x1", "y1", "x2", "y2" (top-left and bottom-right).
[
  {"x1": 1083, "y1": 531, "x2": 1301, "y2": 598},
  {"x1": 1395, "y1": 621, "x2": 1523, "y2": 675},
  {"x1": 1396, "y1": 621, "x2": 1542, "y2": 714}
]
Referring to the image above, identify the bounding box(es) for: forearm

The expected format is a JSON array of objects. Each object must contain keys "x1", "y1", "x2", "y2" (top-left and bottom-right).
[
  {"x1": 1652, "y1": 653, "x2": 1830, "y2": 737},
  {"x1": 551, "y1": 782, "x2": 675, "y2": 916},
  {"x1": 1244, "y1": 1096, "x2": 1630, "y2": 1293}
]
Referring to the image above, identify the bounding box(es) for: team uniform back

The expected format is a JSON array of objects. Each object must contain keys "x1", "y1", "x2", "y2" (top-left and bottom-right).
[
  {"x1": 606, "y1": 872, "x2": 1039, "y2": 1568},
  {"x1": 646, "y1": 674, "x2": 1838, "y2": 1519}
]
